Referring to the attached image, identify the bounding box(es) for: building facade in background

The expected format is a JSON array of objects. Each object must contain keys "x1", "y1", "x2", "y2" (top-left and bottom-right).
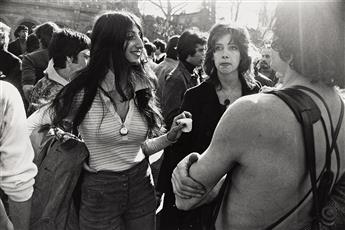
[{"x1": 0, "y1": 0, "x2": 139, "y2": 40}]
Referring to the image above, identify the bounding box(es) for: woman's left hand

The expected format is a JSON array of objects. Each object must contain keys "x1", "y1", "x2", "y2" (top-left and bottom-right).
[{"x1": 167, "y1": 111, "x2": 192, "y2": 142}]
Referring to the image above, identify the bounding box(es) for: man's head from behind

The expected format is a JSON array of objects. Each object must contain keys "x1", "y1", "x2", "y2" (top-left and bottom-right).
[
  {"x1": 144, "y1": 42, "x2": 156, "y2": 59},
  {"x1": 49, "y1": 28, "x2": 91, "y2": 77},
  {"x1": 177, "y1": 30, "x2": 206, "y2": 67},
  {"x1": 34, "y1": 21, "x2": 60, "y2": 49},
  {"x1": 166, "y1": 35, "x2": 179, "y2": 60},
  {"x1": 153, "y1": 39, "x2": 166, "y2": 55}
]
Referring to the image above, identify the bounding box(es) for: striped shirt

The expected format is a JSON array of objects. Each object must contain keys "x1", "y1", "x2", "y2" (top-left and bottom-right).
[
  {"x1": 27, "y1": 70, "x2": 173, "y2": 172},
  {"x1": 80, "y1": 95, "x2": 147, "y2": 171}
]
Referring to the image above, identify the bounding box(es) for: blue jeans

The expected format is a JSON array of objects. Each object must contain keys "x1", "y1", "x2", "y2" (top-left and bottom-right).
[{"x1": 79, "y1": 160, "x2": 156, "y2": 230}]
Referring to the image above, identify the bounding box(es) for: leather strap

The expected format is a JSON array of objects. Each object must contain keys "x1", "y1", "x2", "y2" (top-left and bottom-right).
[
  {"x1": 293, "y1": 85, "x2": 344, "y2": 183},
  {"x1": 265, "y1": 87, "x2": 344, "y2": 229}
]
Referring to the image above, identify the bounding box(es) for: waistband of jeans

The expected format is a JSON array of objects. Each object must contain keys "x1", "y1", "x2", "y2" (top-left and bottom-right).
[{"x1": 84, "y1": 159, "x2": 149, "y2": 176}]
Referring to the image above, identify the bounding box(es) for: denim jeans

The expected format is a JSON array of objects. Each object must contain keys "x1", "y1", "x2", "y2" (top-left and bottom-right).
[{"x1": 79, "y1": 160, "x2": 156, "y2": 230}]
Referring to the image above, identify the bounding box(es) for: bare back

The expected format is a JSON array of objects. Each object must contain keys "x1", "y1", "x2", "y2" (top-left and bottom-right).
[{"x1": 216, "y1": 87, "x2": 345, "y2": 229}]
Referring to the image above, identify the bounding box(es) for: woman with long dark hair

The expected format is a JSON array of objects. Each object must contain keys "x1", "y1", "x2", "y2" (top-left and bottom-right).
[
  {"x1": 159, "y1": 23, "x2": 260, "y2": 230},
  {"x1": 28, "y1": 11, "x2": 188, "y2": 230}
]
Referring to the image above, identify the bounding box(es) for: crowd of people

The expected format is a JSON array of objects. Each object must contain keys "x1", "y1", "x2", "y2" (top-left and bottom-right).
[{"x1": 0, "y1": 1, "x2": 345, "y2": 230}]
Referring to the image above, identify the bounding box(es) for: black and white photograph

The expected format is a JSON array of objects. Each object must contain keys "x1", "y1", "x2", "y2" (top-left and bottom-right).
[{"x1": 0, "y1": 0, "x2": 344, "y2": 229}]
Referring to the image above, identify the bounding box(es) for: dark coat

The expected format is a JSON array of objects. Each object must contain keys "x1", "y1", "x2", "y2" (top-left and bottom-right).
[
  {"x1": 0, "y1": 49, "x2": 23, "y2": 96},
  {"x1": 8, "y1": 39, "x2": 25, "y2": 58},
  {"x1": 29, "y1": 126, "x2": 88, "y2": 230},
  {"x1": 22, "y1": 49, "x2": 49, "y2": 86},
  {"x1": 158, "y1": 80, "x2": 259, "y2": 230},
  {"x1": 161, "y1": 61, "x2": 200, "y2": 129}
]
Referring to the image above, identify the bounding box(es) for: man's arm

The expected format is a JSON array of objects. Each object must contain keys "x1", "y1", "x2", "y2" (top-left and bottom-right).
[
  {"x1": 173, "y1": 95, "x2": 263, "y2": 210},
  {"x1": 0, "y1": 82, "x2": 38, "y2": 230}
]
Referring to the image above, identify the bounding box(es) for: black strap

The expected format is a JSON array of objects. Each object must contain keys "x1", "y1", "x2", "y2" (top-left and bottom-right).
[
  {"x1": 293, "y1": 85, "x2": 344, "y2": 183},
  {"x1": 265, "y1": 88, "x2": 322, "y2": 229},
  {"x1": 265, "y1": 87, "x2": 344, "y2": 229},
  {"x1": 209, "y1": 173, "x2": 231, "y2": 229}
]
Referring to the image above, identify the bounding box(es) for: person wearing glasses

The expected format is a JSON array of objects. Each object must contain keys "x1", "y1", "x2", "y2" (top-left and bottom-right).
[{"x1": 172, "y1": 2, "x2": 345, "y2": 229}]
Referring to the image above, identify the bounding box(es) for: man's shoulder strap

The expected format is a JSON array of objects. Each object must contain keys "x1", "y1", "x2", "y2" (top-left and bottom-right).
[
  {"x1": 265, "y1": 88, "x2": 323, "y2": 229},
  {"x1": 267, "y1": 87, "x2": 321, "y2": 124}
]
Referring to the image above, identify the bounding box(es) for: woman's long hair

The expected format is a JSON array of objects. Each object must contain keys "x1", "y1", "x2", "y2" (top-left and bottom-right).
[
  {"x1": 204, "y1": 23, "x2": 256, "y2": 90},
  {"x1": 49, "y1": 11, "x2": 163, "y2": 137}
]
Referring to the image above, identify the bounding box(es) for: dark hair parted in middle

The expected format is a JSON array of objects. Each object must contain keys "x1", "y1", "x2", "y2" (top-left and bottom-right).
[
  {"x1": 204, "y1": 23, "x2": 255, "y2": 89},
  {"x1": 177, "y1": 30, "x2": 206, "y2": 62},
  {"x1": 50, "y1": 11, "x2": 163, "y2": 137}
]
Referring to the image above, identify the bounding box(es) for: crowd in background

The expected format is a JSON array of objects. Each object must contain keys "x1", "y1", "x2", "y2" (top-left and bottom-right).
[{"x1": 0, "y1": 1, "x2": 345, "y2": 230}]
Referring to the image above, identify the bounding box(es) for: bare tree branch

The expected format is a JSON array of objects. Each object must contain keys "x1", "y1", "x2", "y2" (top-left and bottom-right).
[
  {"x1": 171, "y1": 2, "x2": 188, "y2": 11},
  {"x1": 171, "y1": 3, "x2": 189, "y2": 15},
  {"x1": 146, "y1": 0, "x2": 168, "y2": 17},
  {"x1": 234, "y1": 2, "x2": 241, "y2": 21}
]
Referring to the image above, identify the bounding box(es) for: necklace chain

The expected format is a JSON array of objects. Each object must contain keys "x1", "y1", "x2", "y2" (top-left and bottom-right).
[{"x1": 220, "y1": 88, "x2": 231, "y2": 107}]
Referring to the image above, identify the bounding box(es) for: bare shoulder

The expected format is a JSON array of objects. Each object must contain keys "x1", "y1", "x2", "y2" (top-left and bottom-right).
[
  {"x1": 219, "y1": 93, "x2": 296, "y2": 134},
  {"x1": 212, "y1": 93, "x2": 300, "y2": 159}
]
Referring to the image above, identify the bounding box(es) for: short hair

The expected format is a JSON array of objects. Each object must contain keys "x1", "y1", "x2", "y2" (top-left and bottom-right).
[
  {"x1": 144, "y1": 42, "x2": 156, "y2": 56},
  {"x1": 48, "y1": 28, "x2": 90, "y2": 69},
  {"x1": 34, "y1": 22, "x2": 60, "y2": 49},
  {"x1": 165, "y1": 35, "x2": 179, "y2": 60},
  {"x1": 26, "y1": 33, "x2": 40, "y2": 53},
  {"x1": 204, "y1": 23, "x2": 254, "y2": 88},
  {"x1": 177, "y1": 30, "x2": 206, "y2": 62},
  {"x1": 153, "y1": 39, "x2": 166, "y2": 52},
  {"x1": 272, "y1": 2, "x2": 344, "y2": 87},
  {"x1": 14, "y1": 25, "x2": 28, "y2": 38}
]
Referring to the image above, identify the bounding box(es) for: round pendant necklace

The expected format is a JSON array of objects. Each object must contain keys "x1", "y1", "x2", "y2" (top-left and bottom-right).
[
  {"x1": 119, "y1": 123, "x2": 129, "y2": 136},
  {"x1": 117, "y1": 100, "x2": 130, "y2": 136}
]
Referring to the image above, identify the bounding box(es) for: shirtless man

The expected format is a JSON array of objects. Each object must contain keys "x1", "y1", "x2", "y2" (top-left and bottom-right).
[{"x1": 172, "y1": 2, "x2": 345, "y2": 229}]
